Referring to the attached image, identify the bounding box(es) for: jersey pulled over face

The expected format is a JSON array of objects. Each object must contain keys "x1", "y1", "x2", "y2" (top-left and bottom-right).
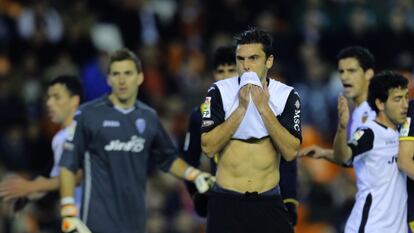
[
  {"x1": 236, "y1": 43, "x2": 273, "y2": 81},
  {"x1": 46, "y1": 83, "x2": 76, "y2": 125},
  {"x1": 338, "y1": 57, "x2": 369, "y2": 104},
  {"x1": 108, "y1": 60, "x2": 143, "y2": 106},
  {"x1": 213, "y1": 64, "x2": 237, "y2": 81}
]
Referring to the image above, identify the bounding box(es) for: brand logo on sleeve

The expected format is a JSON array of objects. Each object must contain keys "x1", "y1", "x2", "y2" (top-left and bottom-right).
[
  {"x1": 104, "y1": 136, "x2": 146, "y2": 152},
  {"x1": 400, "y1": 117, "x2": 411, "y2": 137},
  {"x1": 202, "y1": 97, "x2": 211, "y2": 118}
]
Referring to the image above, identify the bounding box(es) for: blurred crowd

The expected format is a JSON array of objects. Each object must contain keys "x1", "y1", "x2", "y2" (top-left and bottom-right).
[{"x1": 0, "y1": 0, "x2": 414, "y2": 232}]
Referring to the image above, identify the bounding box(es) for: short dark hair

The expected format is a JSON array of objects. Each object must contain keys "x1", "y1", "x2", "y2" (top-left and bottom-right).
[
  {"x1": 108, "y1": 48, "x2": 142, "y2": 74},
  {"x1": 367, "y1": 71, "x2": 408, "y2": 113},
  {"x1": 48, "y1": 75, "x2": 83, "y2": 101},
  {"x1": 213, "y1": 46, "x2": 236, "y2": 69},
  {"x1": 337, "y1": 46, "x2": 375, "y2": 71},
  {"x1": 234, "y1": 27, "x2": 273, "y2": 57}
]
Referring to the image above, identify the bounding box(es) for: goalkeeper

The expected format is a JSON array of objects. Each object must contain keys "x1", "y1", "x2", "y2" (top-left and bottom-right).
[{"x1": 59, "y1": 49, "x2": 214, "y2": 233}]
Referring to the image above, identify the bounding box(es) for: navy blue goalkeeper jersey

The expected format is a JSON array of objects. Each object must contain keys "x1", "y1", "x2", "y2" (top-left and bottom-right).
[{"x1": 60, "y1": 96, "x2": 178, "y2": 233}]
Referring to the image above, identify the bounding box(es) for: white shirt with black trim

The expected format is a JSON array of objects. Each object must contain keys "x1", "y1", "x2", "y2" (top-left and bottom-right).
[
  {"x1": 349, "y1": 101, "x2": 376, "y2": 137},
  {"x1": 201, "y1": 76, "x2": 302, "y2": 141},
  {"x1": 345, "y1": 120, "x2": 407, "y2": 233}
]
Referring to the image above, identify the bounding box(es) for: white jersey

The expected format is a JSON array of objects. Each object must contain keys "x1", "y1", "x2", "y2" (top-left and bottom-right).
[
  {"x1": 349, "y1": 101, "x2": 376, "y2": 137},
  {"x1": 50, "y1": 127, "x2": 83, "y2": 211},
  {"x1": 345, "y1": 120, "x2": 407, "y2": 233}
]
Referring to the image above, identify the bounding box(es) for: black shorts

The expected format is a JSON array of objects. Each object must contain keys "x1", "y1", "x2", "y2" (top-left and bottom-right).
[{"x1": 206, "y1": 185, "x2": 294, "y2": 233}]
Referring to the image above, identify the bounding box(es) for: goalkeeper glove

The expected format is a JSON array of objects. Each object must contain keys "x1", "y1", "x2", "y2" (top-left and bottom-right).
[
  {"x1": 184, "y1": 167, "x2": 215, "y2": 193},
  {"x1": 61, "y1": 197, "x2": 91, "y2": 233},
  {"x1": 409, "y1": 220, "x2": 414, "y2": 233}
]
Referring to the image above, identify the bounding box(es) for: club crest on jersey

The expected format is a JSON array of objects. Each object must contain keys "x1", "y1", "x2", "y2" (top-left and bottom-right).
[
  {"x1": 135, "y1": 118, "x2": 146, "y2": 134},
  {"x1": 202, "y1": 97, "x2": 211, "y2": 118},
  {"x1": 400, "y1": 117, "x2": 411, "y2": 137},
  {"x1": 362, "y1": 112, "x2": 369, "y2": 123},
  {"x1": 295, "y1": 100, "x2": 300, "y2": 109}
]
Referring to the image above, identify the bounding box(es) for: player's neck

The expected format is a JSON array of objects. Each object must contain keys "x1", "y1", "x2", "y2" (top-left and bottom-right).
[
  {"x1": 62, "y1": 114, "x2": 74, "y2": 128},
  {"x1": 376, "y1": 113, "x2": 397, "y2": 130},
  {"x1": 353, "y1": 92, "x2": 368, "y2": 106},
  {"x1": 109, "y1": 93, "x2": 136, "y2": 109}
]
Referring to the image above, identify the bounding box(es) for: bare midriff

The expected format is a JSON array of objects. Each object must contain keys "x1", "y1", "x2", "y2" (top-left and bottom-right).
[{"x1": 216, "y1": 137, "x2": 280, "y2": 193}]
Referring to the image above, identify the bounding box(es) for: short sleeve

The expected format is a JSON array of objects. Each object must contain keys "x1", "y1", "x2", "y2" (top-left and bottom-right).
[
  {"x1": 59, "y1": 111, "x2": 87, "y2": 172},
  {"x1": 277, "y1": 90, "x2": 302, "y2": 141},
  {"x1": 347, "y1": 127, "x2": 374, "y2": 162},
  {"x1": 200, "y1": 84, "x2": 225, "y2": 133},
  {"x1": 152, "y1": 118, "x2": 179, "y2": 172}
]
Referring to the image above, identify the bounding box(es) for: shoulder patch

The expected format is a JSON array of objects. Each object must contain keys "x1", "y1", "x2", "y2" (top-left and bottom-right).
[
  {"x1": 349, "y1": 128, "x2": 366, "y2": 146},
  {"x1": 400, "y1": 117, "x2": 411, "y2": 137},
  {"x1": 202, "y1": 97, "x2": 211, "y2": 118}
]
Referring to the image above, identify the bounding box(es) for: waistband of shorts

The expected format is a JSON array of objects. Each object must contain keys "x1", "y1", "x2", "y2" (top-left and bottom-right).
[{"x1": 210, "y1": 183, "x2": 281, "y2": 200}]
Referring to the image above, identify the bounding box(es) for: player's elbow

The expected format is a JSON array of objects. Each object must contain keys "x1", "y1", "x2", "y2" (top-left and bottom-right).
[
  {"x1": 201, "y1": 143, "x2": 215, "y2": 158},
  {"x1": 201, "y1": 134, "x2": 216, "y2": 158},
  {"x1": 282, "y1": 150, "x2": 298, "y2": 161}
]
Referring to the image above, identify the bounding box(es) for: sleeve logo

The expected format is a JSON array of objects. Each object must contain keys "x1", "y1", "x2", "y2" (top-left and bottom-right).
[
  {"x1": 202, "y1": 97, "x2": 211, "y2": 118},
  {"x1": 400, "y1": 117, "x2": 411, "y2": 137},
  {"x1": 349, "y1": 128, "x2": 365, "y2": 145}
]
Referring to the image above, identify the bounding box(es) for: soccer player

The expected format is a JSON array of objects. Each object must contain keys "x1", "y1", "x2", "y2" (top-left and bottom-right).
[
  {"x1": 301, "y1": 46, "x2": 376, "y2": 163},
  {"x1": 182, "y1": 45, "x2": 299, "y2": 225},
  {"x1": 181, "y1": 46, "x2": 238, "y2": 217},
  {"x1": 201, "y1": 28, "x2": 301, "y2": 233},
  {"x1": 58, "y1": 48, "x2": 214, "y2": 233},
  {"x1": 0, "y1": 75, "x2": 83, "y2": 208},
  {"x1": 333, "y1": 71, "x2": 408, "y2": 233},
  {"x1": 398, "y1": 100, "x2": 414, "y2": 232}
]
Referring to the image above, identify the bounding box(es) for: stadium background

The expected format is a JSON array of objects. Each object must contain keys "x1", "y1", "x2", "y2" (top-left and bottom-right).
[{"x1": 0, "y1": 0, "x2": 413, "y2": 232}]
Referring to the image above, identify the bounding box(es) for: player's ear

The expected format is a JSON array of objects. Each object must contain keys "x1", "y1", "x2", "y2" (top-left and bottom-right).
[
  {"x1": 71, "y1": 95, "x2": 80, "y2": 108},
  {"x1": 365, "y1": 68, "x2": 374, "y2": 81},
  {"x1": 266, "y1": 54, "x2": 274, "y2": 69},
  {"x1": 137, "y1": 72, "x2": 144, "y2": 86},
  {"x1": 375, "y1": 98, "x2": 384, "y2": 112}
]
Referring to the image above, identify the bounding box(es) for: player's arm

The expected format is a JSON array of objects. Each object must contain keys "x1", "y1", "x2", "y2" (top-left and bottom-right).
[
  {"x1": 181, "y1": 108, "x2": 203, "y2": 196},
  {"x1": 152, "y1": 116, "x2": 215, "y2": 193},
  {"x1": 397, "y1": 141, "x2": 414, "y2": 179},
  {"x1": 201, "y1": 85, "x2": 249, "y2": 157},
  {"x1": 0, "y1": 170, "x2": 83, "y2": 201},
  {"x1": 251, "y1": 86, "x2": 301, "y2": 161},
  {"x1": 300, "y1": 146, "x2": 339, "y2": 162},
  {"x1": 58, "y1": 113, "x2": 91, "y2": 233}
]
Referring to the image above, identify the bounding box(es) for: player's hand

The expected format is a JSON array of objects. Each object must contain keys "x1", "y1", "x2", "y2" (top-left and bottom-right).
[
  {"x1": 239, "y1": 84, "x2": 251, "y2": 110},
  {"x1": 184, "y1": 167, "x2": 215, "y2": 193},
  {"x1": 194, "y1": 172, "x2": 215, "y2": 193},
  {"x1": 409, "y1": 220, "x2": 414, "y2": 232},
  {"x1": 251, "y1": 84, "x2": 270, "y2": 112},
  {"x1": 61, "y1": 199, "x2": 91, "y2": 233},
  {"x1": 0, "y1": 176, "x2": 34, "y2": 201},
  {"x1": 338, "y1": 95, "x2": 350, "y2": 130},
  {"x1": 299, "y1": 145, "x2": 328, "y2": 159}
]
